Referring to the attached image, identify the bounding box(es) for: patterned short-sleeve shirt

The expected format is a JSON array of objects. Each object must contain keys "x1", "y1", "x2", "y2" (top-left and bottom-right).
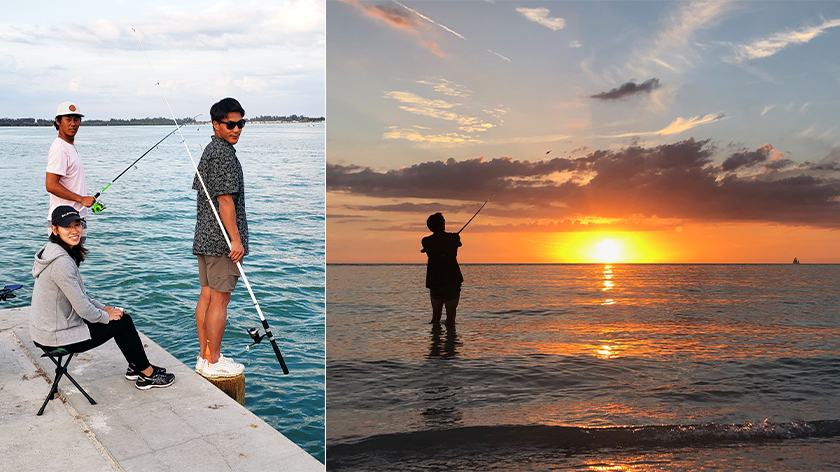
[{"x1": 192, "y1": 136, "x2": 249, "y2": 257}]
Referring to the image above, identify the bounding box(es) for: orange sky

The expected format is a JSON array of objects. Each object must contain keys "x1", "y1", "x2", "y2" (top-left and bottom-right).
[{"x1": 327, "y1": 192, "x2": 840, "y2": 263}]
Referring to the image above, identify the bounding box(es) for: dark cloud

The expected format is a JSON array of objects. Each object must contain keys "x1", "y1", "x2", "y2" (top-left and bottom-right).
[
  {"x1": 344, "y1": 202, "x2": 478, "y2": 214},
  {"x1": 327, "y1": 139, "x2": 840, "y2": 228},
  {"x1": 327, "y1": 156, "x2": 581, "y2": 201},
  {"x1": 720, "y1": 143, "x2": 796, "y2": 173},
  {"x1": 373, "y1": 219, "x2": 664, "y2": 233},
  {"x1": 591, "y1": 78, "x2": 661, "y2": 100},
  {"x1": 721, "y1": 143, "x2": 771, "y2": 171}
]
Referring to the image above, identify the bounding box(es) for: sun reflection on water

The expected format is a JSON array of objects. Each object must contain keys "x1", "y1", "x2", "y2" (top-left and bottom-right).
[
  {"x1": 587, "y1": 464, "x2": 629, "y2": 471},
  {"x1": 601, "y1": 264, "x2": 616, "y2": 304},
  {"x1": 595, "y1": 344, "x2": 622, "y2": 359}
]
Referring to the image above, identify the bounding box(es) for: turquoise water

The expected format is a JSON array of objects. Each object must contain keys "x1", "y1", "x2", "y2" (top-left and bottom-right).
[
  {"x1": 327, "y1": 264, "x2": 840, "y2": 470},
  {"x1": 0, "y1": 124, "x2": 325, "y2": 463}
]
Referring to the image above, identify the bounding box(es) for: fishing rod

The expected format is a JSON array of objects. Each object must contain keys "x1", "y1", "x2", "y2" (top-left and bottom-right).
[
  {"x1": 91, "y1": 116, "x2": 200, "y2": 213},
  {"x1": 133, "y1": 29, "x2": 289, "y2": 374},
  {"x1": 458, "y1": 192, "x2": 493, "y2": 234}
]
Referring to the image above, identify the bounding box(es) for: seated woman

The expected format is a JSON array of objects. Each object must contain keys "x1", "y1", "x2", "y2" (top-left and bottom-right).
[{"x1": 31, "y1": 205, "x2": 175, "y2": 390}]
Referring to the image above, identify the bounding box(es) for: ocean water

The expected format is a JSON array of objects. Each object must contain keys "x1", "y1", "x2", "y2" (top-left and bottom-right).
[
  {"x1": 0, "y1": 123, "x2": 325, "y2": 463},
  {"x1": 327, "y1": 264, "x2": 840, "y2": 470}
]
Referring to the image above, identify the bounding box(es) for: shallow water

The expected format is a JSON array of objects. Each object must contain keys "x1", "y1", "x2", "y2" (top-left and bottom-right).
[
  {"x1": 327, "y1": 264, "x2": 840, "y2": 470},
  {"x1": 0, "y1": 123, "x2": 325, "y2": 462}
]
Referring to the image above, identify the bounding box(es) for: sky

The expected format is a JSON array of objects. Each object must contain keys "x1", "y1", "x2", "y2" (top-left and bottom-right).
[
  {"x1": 0, "y1": 0, "x2": 325, "y2": 120},
  {"x1": 327, "y1": 0, "x2": 840, "y2": 263}
]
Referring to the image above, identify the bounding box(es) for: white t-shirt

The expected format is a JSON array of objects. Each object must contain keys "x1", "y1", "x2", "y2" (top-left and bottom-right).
[{"x1": 46, "y1": 137, "x2": 88, "y2": 221}]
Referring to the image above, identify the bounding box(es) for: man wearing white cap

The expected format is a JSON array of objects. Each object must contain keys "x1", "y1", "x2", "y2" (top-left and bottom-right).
[{"x1": 45, "y1": 101, "x2": 96, "y2": 243}]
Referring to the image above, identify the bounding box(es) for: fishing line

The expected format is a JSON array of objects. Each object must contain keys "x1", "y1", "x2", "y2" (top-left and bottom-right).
[
  {"x1": 91, "y1": 116, "x2": 200, "y2": 213},
  {"x1": 132, "y1": 28, "x2": 289, "y2": 374},
  {"x1": 458, "y1": 191, "x2": 494, "y2": 234}
]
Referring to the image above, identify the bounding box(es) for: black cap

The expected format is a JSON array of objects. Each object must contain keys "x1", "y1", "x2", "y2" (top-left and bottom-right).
[{"x1": 51, "y1": 205, "x2": 82, "y2": 227}]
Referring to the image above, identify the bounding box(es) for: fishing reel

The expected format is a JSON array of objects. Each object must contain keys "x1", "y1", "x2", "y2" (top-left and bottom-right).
[
  {"x1": 0, "y1": 284, "x2": 22, "y2": 301},
  {"x1": 91, "y1": 199, "x2": 107, "y2": 214},
  {"x1": 246, "y1": 327, "x2": 266, "y2": 351}
]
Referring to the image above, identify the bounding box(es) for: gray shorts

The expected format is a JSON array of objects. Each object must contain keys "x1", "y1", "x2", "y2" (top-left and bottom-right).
[{"x1": 197, "y1": 254, "x2": 240, "y2": 293}]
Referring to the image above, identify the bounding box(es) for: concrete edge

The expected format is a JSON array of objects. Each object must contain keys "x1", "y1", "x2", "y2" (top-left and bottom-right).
[{"x1": 5, "y1": 327, "x2": 124, "y2": 472}]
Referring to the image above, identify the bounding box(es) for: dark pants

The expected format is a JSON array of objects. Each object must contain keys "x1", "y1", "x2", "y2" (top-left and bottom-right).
[{"x1": 61, "y1": 314, "x2": 151, "y2": 371}]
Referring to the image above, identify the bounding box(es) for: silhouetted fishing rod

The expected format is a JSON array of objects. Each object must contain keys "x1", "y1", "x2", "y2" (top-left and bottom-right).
[
  {"x1": 91, "y1": 116, "x2": 199, "y2": 213},
  {"x1": 132, "y1": 28, "x2": 289, "y2": 374},
  {"x1": 458, "y1": 192, "x2": 493, "y2": 234}
]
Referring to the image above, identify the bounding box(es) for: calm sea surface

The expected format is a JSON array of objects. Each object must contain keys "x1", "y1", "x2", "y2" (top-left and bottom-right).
[
  {"x1": 0, "y1": 124, "x2": 325, "y2": 463},
  {"x1": 327, "y1": 264, "x2": 840, "y2": 470}
]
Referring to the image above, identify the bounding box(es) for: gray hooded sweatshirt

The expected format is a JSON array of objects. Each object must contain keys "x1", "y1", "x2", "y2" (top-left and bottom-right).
[{"x1": 31, "y1": 242, "x2": 109, "y2": 347}]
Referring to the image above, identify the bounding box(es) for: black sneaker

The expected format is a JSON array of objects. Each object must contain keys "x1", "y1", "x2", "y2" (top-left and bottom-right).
[
  {"x1": 135, "y1": 366, "x2": 175, "y2": 390},
  {"x1": 125, "y1": 364, "x2": 166, "y2": 381}
]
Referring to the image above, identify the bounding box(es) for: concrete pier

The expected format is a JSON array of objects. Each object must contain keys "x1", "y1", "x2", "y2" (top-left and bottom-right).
[{"x1": 0, "y1": 306, "x2": 323, "y2": 471}]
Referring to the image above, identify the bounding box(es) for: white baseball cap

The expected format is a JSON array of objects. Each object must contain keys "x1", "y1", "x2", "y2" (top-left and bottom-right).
[{"x1": 56, "y1": 101, "x2": 84, "y2": 117}]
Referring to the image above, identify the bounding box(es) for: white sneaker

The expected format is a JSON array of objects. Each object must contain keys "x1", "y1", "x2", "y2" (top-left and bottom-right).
[
  {"x1": 195, "y1": 356, "x2": 207, "y2": 373},
  {"x1": 217, "y1": 354, "x2": 244, "y2": 369},
  {"x1": 200, "y1": 356, "x2": 244, "y2": 378}
]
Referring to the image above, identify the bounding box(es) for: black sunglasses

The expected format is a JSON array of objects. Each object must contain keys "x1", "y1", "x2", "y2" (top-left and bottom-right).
[{"x1": 218, "y1": 119, "x2": 246, "y2": 130}]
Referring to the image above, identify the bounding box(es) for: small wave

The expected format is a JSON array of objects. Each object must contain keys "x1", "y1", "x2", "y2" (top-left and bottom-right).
[{"x1": 328, "y1": 420, "x2": 840, "y2": 459}]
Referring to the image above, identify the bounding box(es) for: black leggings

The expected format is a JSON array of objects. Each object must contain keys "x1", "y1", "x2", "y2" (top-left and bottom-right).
[{"x1": 61, "y1": 314, "x2": 151, "y2": 371}]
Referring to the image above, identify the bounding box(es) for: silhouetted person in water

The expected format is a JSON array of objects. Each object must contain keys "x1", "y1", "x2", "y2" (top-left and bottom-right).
[{"x1": 421, "y1": 213, "x2": 463, "y2": 326}]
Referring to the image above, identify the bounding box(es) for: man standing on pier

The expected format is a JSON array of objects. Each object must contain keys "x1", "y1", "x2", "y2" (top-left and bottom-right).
[
  {"x1": 45, "y1": 102, "x2": 96, "y2": 243},
  {"x1": 193, "y1": 97, "x2": 248, "y2": 378}
]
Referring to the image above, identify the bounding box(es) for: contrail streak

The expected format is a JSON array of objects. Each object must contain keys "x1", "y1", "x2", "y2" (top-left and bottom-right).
[
  {"x1": 487, "y1": 49, "x2": 511, "y2": 62},
  {"x1": 392, "y1": 0, "x2": 467, "y2": 40}
]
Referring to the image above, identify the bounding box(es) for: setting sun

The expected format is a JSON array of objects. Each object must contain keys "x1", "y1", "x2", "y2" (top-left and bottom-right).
[{"x1": 594, "y1": 239, "x2": 622, "y2": 263}]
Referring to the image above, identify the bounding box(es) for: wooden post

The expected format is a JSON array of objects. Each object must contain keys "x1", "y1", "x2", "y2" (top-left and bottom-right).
[{"x1": 202, "y1": 373, "x2": 245, "y2": 405}]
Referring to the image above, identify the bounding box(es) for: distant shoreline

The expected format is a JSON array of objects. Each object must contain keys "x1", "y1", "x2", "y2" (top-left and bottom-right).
[{"x1": 0, "y1": 115, "x2": 325, "y2": 127}]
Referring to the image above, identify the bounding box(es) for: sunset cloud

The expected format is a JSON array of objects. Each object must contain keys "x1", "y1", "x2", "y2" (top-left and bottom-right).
[
  {"x1": 382, "y1": 126, "x2": 480, "y2": 144},
  {"x1": 337, "y1": 0, "x2": 445, "y2": 57},
  {"x1": 726, "y1": 17, "x2": 840, "y2": 63},
  {"x1": 590, "y1": 78, "x2": 662, "y2": 100},
  {"x1": 383, "y1": 87, "x2": 496, "y2": 136},
  {"x1": 516, "y1": 7, "x2": 565, "y2": 31},
  {"x1": 415, "y1": 78, "x2": 472, "y2": 98},
  {"x1": 603, "y1": 113, "x2": 726, "y2": 138},
  {"x1": 328, "y1": 139, "x2": 840, "y2": 228},
  {"x1": 656, "y1": 113, "x2": 725, "y2": 135}
]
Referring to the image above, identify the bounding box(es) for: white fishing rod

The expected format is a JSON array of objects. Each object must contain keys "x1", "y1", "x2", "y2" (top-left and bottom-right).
[{"x1": 132, "y1": 29, "x2": 289, "y2": 374}]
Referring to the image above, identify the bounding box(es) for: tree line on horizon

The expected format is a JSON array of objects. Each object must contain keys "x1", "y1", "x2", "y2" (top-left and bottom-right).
[{"x1": 0, "y1": 114, "x2": 325, "y2": 127}]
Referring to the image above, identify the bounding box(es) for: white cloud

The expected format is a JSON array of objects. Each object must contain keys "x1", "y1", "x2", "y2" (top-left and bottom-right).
[
  {"x1": 569, "y1": 41, "x2": 582, "y2": 49},
  {"x1": 761, "y1": 105, "x2": 775, "y2": 116},
  {"x1": 628, "y1": 1, "x2": 735, "y2": 75},
  {"x1": 0, "y1": 1, "x2": 325, "y2": 118},
  {"x1": 516, "y1": 7, "x2": 565, "y2": 31},
  {"x1": 0, "y1": 0, "x2": 325, "y2": 51},
  {"x1": 726, "y1": 17, "x2": 840, "y2": 63}
]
